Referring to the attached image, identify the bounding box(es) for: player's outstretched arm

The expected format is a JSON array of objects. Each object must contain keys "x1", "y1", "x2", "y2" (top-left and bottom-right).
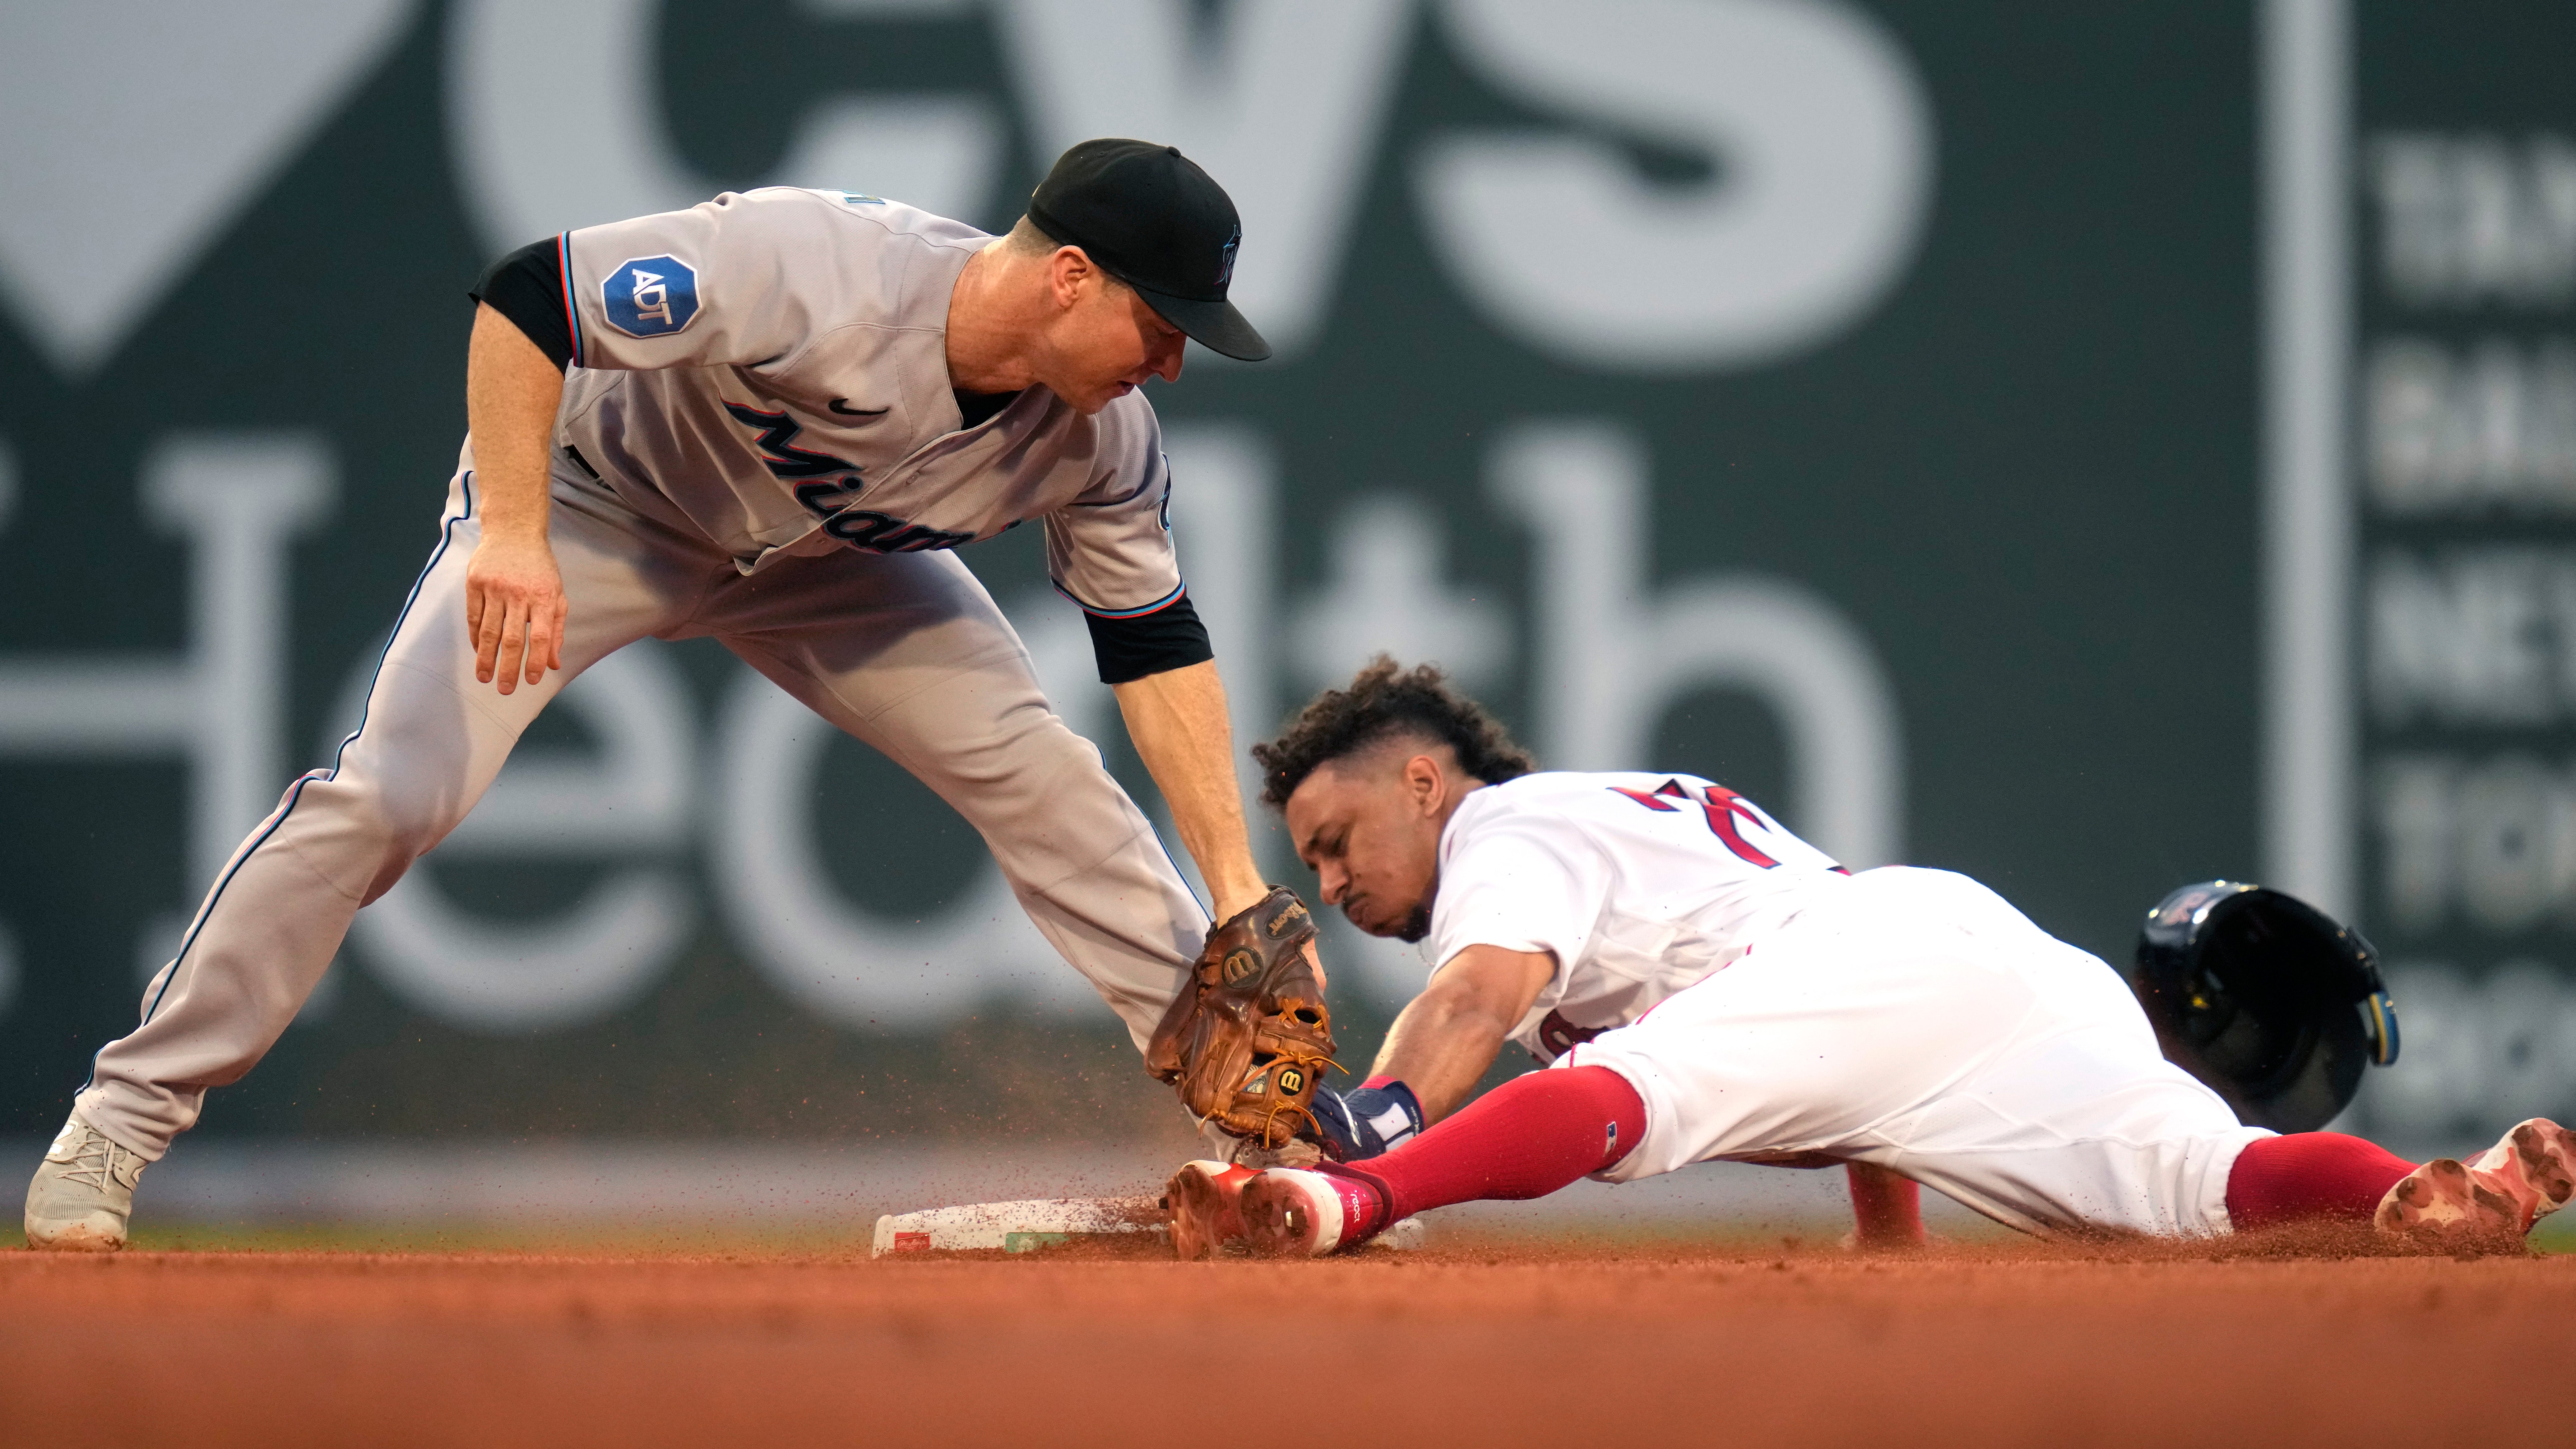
[
  {"x1": 1113, "y1": 659, "x2": 1290, "y2": 931},
  {"x1": 462, "y1": 301, "x2": 568, "y2": 695},
  {"x1": 1371, "y1": 944, "x2": 1557, "y2": 1125}
]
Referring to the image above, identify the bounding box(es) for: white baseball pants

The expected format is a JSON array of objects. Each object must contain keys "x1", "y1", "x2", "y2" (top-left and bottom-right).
[
  {"x1": 1562, "y1": 868, "x2": 2270, "y2": 1237},
  {"x1": 76, "y1": 448, "x2": 1205, "y2": 1157}
]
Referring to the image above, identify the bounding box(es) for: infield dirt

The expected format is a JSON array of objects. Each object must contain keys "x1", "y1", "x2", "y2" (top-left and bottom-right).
[{"x1": 5, "y1": 1236, "x2": 2570, "y2": 1447}]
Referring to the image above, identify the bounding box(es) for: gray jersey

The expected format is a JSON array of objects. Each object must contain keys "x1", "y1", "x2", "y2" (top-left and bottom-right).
[
  {"x1": 63, "y1": 190, "x2": 1218, "y2": 1172},
  {"x1": 557, "y1": 187, "x2": 1183, "y2": 616}
]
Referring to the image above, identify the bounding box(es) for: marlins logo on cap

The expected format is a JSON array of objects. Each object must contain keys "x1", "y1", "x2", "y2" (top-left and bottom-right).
[
  {"x1": 604, "y1": 254, "x2": 700, "y2": 337},
  {"x1": 1215, "y1": 225, "x2": 1240, "y2": 288}
]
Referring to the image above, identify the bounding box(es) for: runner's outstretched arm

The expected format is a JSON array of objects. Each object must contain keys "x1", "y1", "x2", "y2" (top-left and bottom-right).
[{"x1": 1369, "y1": 944, "x2": 1556, "y2": 1123}]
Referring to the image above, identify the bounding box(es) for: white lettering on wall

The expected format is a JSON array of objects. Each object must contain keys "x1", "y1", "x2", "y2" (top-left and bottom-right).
[
  {"x1": 996, "y1": 0, "x2": 1411, "y2": 363},
  {"x1": 2369, "y1": 133, "x2": 2576, "y2": 309},
  {"x1": 2359, "y1": 964, "x2": 2576, "y2": 1141},
  {"x1": 1417, "y1": 0, "x2": 1933, "y2": 372},
  {"x1": 0, "y1": 437, "x2": 334, "y2": 998},
  {"x1": 1290, "y1": 498, "x2": 1511, "y2": 695},
  {"x1": 707, "y1": 598, "x2": 1110, "y2": 1029},
  {"x1": 2358, "y1": 118, "x2": 2576, "y2": 1145},
  {"x1": 142, "y1": 440, "x2": 339, "y2": 887},
  {"x1": 0, "y1": 437, "x2": 334, "y2": 885},
  {"x1": 2375, "y1": 754, "x2": 2576, "y2": 935},
  {"x1": 2367, "y1": 336, "x2": 2576, "y2": 511},
  {"x1": 447, "y1": 0, "x2": 1001, "y2": 252},
  {"x1": 345, "y1": 642, "x2": 702, "y2": 1033},
  {"x1": 1490, "y1": 420, "x2": 1903, "y2": 868},
  {"x1": 2367, "y1": 549, "x2": 2576, "y2": 726}
]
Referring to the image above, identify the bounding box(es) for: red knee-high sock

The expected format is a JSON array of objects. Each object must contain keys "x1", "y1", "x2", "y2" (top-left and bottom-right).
[
  {"x1": 1845, "y1": 1163, "x2": 1926, "y2": 1247},
  {"x1": 2223, "y1": 1132, "x2": 2417, "y2": 1229},
  {"x1": 1360, "y1": 1066, "x2": 1647, "y2": 1224}
]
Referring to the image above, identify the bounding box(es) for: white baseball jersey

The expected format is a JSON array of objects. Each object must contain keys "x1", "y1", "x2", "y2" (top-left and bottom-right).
[
  {"x1": 1423, "y1": 773, "x2": 2268, "y2": 1238},
  {"x1": 1423, "y1": 771, "x2": 1850, "y2": 1061},
  {"x1": 556, "y1": 186, "x2": 1183, "y2": 616}
]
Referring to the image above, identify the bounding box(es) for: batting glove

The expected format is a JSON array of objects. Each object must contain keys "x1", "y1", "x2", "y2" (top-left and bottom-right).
[{"x1": 1309, "y1": 1080, "x2": 1424, "y2": 1162}]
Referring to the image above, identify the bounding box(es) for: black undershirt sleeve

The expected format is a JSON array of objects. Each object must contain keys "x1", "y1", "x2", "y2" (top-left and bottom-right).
[
  {"x1": 1085, "y1": 593, "x2": 1214, "y2": 684},
  {"x1": 469, "y1": 238, "x2": 575, "y2": 371}
]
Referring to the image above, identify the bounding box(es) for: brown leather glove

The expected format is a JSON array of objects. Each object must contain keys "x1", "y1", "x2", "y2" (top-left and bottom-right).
[{"x1": 1145, "y1": 886, "x2": 1337, "y2": 1149}]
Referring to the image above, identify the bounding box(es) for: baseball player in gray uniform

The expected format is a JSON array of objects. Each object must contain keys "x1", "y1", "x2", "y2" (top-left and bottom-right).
[{"x1": 26, "y1": 140, "x2": 1296, "y2": 1250}]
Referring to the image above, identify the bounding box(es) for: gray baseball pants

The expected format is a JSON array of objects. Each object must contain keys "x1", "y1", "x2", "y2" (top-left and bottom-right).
[{"x1": 76, "y1": 447, "x2": 1205, "y2": 1157}]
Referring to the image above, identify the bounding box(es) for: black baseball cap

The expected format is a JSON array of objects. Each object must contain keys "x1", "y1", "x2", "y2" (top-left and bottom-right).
[{"x1": 1026, "y1": 139, "x2": 1271, "y2": 362}]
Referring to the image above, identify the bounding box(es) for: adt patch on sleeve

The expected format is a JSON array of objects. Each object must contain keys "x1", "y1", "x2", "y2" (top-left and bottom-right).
[{"x1": 602, "y1": 254, "x2": 700, "y2": 337}]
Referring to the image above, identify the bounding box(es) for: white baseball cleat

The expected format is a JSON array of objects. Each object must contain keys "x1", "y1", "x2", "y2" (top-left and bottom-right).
[
  {"x1": 1237, "y1": 1165, "x2": 1391, "y2": 1258},
  {"x1": 24, "y1": 1113, "x2": 150, "y2": 1252},
  {"x1": 2375, "y1": 1117, "x2": 2576, "y2": 1250},
  {"x1": 1165, "y1": 1159, "x2": 1263, "y2": 1260}
]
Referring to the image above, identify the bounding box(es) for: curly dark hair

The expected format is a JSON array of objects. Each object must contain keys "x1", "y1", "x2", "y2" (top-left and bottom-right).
[{"x1": 1251, "y1": 656, "x2": 1537, "y2": 810}]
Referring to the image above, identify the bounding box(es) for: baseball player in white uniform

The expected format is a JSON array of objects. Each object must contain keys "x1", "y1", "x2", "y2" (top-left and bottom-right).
[
  {"x1": 27, "y1": 140, "x2": 1304, "y2": 1250},
  {"x1": 1167, "y1": 660, "x2": 2576, "y2": 1257}
]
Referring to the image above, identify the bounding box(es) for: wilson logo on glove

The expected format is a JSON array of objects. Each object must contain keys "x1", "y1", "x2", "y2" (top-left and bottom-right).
[
  {"x1": 1144, "y1": 886, "x2": 1337, "y2": 1150},
  {"x1": 1267, "y1": 899, "x2": 1311, "y2": 937}
]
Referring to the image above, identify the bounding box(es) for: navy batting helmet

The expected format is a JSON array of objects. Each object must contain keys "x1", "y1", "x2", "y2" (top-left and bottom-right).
[{"x1": 2130, "y1": 881, "x2": 2399, "y2": 1134}]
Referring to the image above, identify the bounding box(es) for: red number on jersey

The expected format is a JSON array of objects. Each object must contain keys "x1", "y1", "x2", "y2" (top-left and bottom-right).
[{"x1": 1607, "y1": 778, "x2": 1782, "y2": 869}]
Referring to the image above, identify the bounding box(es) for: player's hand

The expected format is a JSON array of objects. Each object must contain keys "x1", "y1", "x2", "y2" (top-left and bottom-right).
[{"x1": 464, "y1": 529, "x2": 567, "y2": 695}]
